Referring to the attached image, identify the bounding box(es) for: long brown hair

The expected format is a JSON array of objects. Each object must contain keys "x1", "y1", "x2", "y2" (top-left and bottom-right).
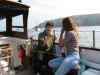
[{"x1": 62, "y1": 17, "x2": 79, "y2": 39}]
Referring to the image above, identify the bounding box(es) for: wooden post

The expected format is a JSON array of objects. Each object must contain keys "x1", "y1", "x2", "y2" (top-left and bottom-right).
[
  {"x1": 6, "y1": 16, "x2": 12, "y2": 36},
  {"x1": 23, "y1": 9, "x2": 29, "y2": 39}
]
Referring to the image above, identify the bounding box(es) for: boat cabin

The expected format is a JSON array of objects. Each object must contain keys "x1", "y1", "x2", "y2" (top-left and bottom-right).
[{"x1": 0, "y1": 0, "x2": 30, "y2": 39}]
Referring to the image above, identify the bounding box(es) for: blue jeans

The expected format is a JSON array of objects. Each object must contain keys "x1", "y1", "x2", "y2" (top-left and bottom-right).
[{"x1": 48, "y1": 51, "x2": 80, "y2": 75}]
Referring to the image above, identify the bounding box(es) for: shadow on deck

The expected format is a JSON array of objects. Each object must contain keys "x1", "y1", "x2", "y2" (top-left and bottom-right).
[{"x1": 16, "y1": 66, "x2": 35, "y2": 75}]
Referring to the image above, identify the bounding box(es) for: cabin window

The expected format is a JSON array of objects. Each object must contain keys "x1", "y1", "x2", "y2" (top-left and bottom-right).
[
  {"x1": 0, "y1": 19, "x2": 6, "y2": 32},
  {"x1": 12, "y1": 15, "x2": 24, "y2": 32}
]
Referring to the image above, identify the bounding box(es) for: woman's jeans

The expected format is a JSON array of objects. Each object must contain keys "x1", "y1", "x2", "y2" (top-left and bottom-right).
[{"x1": 48, "y1": 51, "x2": 80, "y2": 75}]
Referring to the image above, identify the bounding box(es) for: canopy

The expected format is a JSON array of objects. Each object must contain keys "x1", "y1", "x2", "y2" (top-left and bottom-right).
[
  {"x1": 0, "y1": 0, "x2": 30, "y2": 19},
  {"x1": 27, "y1": 0, "x2": 100, "y2": 28},
  {"x1": 0, "y1": 0, "x2": 30, "y2": 39}
]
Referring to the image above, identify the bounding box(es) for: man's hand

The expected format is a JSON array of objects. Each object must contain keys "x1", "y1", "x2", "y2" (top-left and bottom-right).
[
  {"x1": 43, "y1": 36, "x2": 48, "y2": 46},
  {"x1": 44, "y1": 39, "x2": 48, "y2": 45}
]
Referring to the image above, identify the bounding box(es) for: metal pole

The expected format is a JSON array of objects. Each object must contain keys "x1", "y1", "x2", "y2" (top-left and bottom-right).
[
  {"x1": 93, "y1": 30, "x2": 95, "y2": 48},
  {"x1": 53, "y1": 29, "x2": 56, "y2": 53},
  {"x1": 18, "y1": 0, "x2": 22, "y2": 2}
]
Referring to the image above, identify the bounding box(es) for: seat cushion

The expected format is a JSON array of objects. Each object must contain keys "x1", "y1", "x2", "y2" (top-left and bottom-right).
[
  {"x1": 81, "y1": 59, "x2": 100, "y2": 70},
  {"x1": 80, "y1": 49, "x2": 100, "y2": 70},
  {"x1": 80, "y1": 49, "x2": 100, "y2": 64},
  {"x1": 82, "y1": 68, "x2": 100, "y2": 75}
]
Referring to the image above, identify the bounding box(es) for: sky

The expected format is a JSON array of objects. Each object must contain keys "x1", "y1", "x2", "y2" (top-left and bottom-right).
[
  {"x1": 1, "y1": 0, "x2": 100, "y2": 30},
  {"x1": 21, "y1": 0, "x2": 100, "y2": 29}
]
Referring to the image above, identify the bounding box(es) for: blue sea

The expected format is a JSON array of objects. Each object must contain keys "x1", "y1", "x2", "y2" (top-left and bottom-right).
[{"x1": 28, "y1": 26, "x2": 100, "y2": 48}]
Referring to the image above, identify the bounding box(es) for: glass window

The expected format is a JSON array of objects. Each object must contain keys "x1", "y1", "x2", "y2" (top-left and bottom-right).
[
  {"x1": 0, "y1": 19, "x2": 6, "y2": 32},
  {"x1": 12, "y1": 15, "x2": 24, "y2": 32},
  {"x1": 12, "y1": 15, "x2": 23, "y2": 26}
]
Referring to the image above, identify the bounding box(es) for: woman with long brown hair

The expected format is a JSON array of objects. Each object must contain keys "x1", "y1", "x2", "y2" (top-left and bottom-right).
[{"x1": 48, "y1": 17, "x2": 80, "y2": 75}]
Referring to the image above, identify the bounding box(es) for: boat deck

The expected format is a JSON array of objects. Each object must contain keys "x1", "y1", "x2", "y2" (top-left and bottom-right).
[
  {"x1": 16, "y1": 70, "x2": 33, "y2": 75},
  {"x1": 16, "y1": 66, "x2": 35, "y2": 75}
]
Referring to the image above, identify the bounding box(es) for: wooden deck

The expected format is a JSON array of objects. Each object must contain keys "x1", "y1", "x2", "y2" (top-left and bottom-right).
[
  {"x1": 16, "y1": 70, "x2": 33, "y2": 75},
  {"x1": 16, "y1": 66, "x2": 35, "y2": 75}
]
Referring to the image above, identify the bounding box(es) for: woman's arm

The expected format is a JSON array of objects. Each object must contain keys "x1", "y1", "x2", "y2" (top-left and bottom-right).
[
  {"x1": 53, "y1": 35, "x2": 57, "y2": 41},
  {"x1": 59, "y1": 27, "x2": 64, "y2": 42},
  {"x1": 59, "y1": 27, "x2": 65, "y2": 48}
]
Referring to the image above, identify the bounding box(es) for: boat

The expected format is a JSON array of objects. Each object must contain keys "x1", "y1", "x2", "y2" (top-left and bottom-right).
[
  {"x1": 0, "y1": 0, "x2": 31, "y2": 75},
  {"x1": 0, "y1": 0, "x2": 100, "y2": 75}
]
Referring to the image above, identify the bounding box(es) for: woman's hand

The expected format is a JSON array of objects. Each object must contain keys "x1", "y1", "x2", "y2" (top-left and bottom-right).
[{"x1": 58, "y1": 40, "x2": 64, "y2": 48}]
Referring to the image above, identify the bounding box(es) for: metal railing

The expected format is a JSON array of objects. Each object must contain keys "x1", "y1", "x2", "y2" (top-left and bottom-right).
[
  {"x1": 79, "y1": 30, "x2": 100, "y2": 48},
  {"x1": 31, "y1": 29, "x2": 100, "y2": 48}
]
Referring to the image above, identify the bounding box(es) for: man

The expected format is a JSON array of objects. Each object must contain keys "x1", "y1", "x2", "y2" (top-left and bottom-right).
[
  {"x1": 33, "y1": 21, "x2": 57, "y2": 75},
  {"x1": 38, "y1": 21, "x2": 57, "y2": 52}
]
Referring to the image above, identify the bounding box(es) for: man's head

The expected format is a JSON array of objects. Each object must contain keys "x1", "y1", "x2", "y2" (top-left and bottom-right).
[
  {"x1": 45, "y1": 21, "x2": 54, "y2": 34},
  {"x1": 45, "y1": 21, "x2": 54, "y2": 28}
]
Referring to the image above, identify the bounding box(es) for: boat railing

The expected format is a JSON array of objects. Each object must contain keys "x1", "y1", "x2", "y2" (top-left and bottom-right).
[
  {"x1": 31, "y1": 29, "x2": 100, "y2": 49},
  {"x1": 79, "y1": 30, "x2": 100, "y2": 48}
]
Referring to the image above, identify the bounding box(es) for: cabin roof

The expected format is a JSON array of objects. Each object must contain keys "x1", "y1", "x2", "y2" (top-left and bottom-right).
[{"x1": 0, "y1": 1, "x2": 30, "y2": 19}]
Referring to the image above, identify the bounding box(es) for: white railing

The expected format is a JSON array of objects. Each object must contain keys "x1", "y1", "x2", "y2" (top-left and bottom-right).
[
  {"x1": 31, "y1": 29, "x2": 100, "y2": 48},
  {"x1": 78, "y1": 30, "x2": 100, "y2": 48}
]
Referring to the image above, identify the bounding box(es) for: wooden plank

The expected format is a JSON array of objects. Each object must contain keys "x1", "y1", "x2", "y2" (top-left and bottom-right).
[
  {"x1": 12, "y1": 26, "x2": 24, "y2": 28},
  {"x1": 0, "y1": 44, "x2": 9, "y2": 47},
  {"x1": 11, "y1": 32, "x2": 27, "y2": 39},
  {"x1": 0, "y1": 32, "x2": 6, "y2": 35}
]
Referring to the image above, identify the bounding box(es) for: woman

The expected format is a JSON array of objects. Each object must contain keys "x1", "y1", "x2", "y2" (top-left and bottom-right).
[{"x1": 48, "y1": 17, "x2": 80, "y2": 75}]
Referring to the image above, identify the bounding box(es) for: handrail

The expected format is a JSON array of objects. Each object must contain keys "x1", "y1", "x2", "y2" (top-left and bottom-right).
[
  {"x1": 32, "y1": 30, "x2": 100, "y2": 48},
  {"x1": 31, "y1": 39, "x2": 100, "y2": 51},
  {"x1": 79, "y1": 30, "x2": 100, "y2": 32},
  {"x1": 79, "y1": 46, "x2": 100, "y2": 51},
  {"x1": 79, "y1": 30, "x2": 99, "y2": 48}
]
